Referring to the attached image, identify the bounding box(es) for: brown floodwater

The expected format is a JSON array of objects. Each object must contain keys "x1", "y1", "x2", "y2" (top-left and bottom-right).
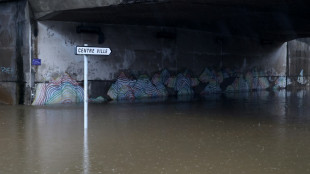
[{"x1": 0, "y1": 90, "x2": 310, "y2": 174}]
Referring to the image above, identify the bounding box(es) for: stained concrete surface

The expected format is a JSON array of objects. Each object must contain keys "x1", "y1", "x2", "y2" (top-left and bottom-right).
[
  {"x1": 36, "y1": 21, "x2": 287, "y2": 82},
  {"x1": 288, "y1": 38, "x2": 310, "y2": 77},
  {"x1": 0, "y1": 0, "x2": 31, "y2": 104},
  {"x1": 1, "y1": 90, "x2": 310, "y2": 173}
]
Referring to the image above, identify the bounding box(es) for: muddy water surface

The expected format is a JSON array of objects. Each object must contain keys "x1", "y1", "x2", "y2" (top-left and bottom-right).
[{"x1": 0, "y1": 90, "x2": 310, "y2": 173}]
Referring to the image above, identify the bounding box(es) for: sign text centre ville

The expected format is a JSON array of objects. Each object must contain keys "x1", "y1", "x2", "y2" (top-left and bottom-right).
[{"x1": 76, "y1": 46, "x2": 111, "y2": 55}]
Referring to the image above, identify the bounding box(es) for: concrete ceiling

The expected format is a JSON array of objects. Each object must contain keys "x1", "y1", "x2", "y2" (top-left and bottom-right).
[
  {"x1": 0, "y1": 0, "x2": 14, "y2": 1},
  {"x1": 29, "y1": 0, "x2": 310, "y2": 42}
]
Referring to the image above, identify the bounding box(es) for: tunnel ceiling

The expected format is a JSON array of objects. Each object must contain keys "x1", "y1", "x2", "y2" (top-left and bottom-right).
[
  {"x1": 30, "y1": 0, "x2": 310, "y2": 42},
  {"x1": 0, "y1": 0, "x2": 16, "y2": 2}
]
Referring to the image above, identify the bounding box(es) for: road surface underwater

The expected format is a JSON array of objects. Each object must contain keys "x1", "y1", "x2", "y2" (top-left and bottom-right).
[{"x1": 0, "y1": 90, "x2": 310, "y2": 173}]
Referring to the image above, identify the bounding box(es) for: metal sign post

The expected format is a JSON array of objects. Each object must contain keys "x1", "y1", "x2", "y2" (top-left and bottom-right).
[
  {"x1": 76, "y1": 44, "x2": 111, "y2": 174},
  {"x1": 84, "y1": 44, "x2": 88, "y2": 129},
  {"x1": 83, "y1": 50, "x2": 89, "y2": 173},
  {"x1": 75, "y1": 45, "x2": 112, "y2": 130},
  {"x1": 83, "y1": 44, "x2": 89, "y2": 174}
]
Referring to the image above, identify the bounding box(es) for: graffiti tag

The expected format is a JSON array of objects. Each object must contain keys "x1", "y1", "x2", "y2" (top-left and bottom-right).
[{"x1": 1, "y1": 67, "x2": 14, "y2": 74}]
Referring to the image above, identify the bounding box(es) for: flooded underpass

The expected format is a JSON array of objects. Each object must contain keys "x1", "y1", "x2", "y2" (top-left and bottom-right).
[
  {"x1": 2, "y1": 0, "x2": 310, "y2": 173},
  {"x1": 1, "y1": 90, "x2": 310, "y2": 174}
]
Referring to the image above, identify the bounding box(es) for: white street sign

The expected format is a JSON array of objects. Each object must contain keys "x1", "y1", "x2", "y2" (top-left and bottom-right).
[{"x1": 76, "y1": 46, "x2": 111, "y2": 55}]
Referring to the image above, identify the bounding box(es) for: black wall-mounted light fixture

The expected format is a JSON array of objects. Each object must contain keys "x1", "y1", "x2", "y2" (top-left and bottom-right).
[{"x1": 76, "y1": 25, "x2": 105, "y2": 44}]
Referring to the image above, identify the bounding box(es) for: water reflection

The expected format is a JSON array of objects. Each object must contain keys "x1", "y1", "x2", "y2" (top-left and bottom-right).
[
  {"x1": 31, "y1": 106, "x2": 84, "y2": 173},
  {"x1": 84, "y1": 102, "x2": 89, "y2": 174},
  {"x1": 110, "y1": 96, "x2": 168, "y2": 104},
  {"x1": 297, "y1": 89, "x2": 307, "y2": 99},
  {"x1": 0, "y1": 90, "x2": 310, "y2": 173},
  {"x1": 83, "y1": 128, "x2": 89, "y2": 174}
]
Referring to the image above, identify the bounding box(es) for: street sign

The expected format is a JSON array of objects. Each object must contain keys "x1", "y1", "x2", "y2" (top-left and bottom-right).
[
  {"x1": 32, "y1": 58, "x2": 41, "y2": 65},
  {"x1": 75, "y1": 46, "x2": 111, "y2": 56},
  {"x1": 76, "y1": 44, "x2": 111, "y2": 129}
]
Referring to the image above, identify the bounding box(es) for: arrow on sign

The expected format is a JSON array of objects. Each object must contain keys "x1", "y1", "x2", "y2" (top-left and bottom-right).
[{"x1": 75, "y1": 46, "x2": 111, "y2": 56}]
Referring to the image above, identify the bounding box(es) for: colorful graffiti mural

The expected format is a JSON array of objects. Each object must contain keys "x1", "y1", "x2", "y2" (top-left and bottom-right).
[
  {"x1": 107, "y1": 72, "x2": 170, "y2": 100},
  {"x1": 107, "y1": 72, "x2": 136, "y2": 100},
  {"x1": 32, "y1": 74, "x2": 84, "y2": 105},
  {"x1": 174, "y1": 73, "x2": 195, "y2": 96},
  {"x1": 201, "y1": 80, "x2": 221, "y2": 94},
  {"x1": 133, "y1": 75, "x2": 167, "y2": 98},
  {"x1": 106, "y1": 66, "x2": 296, "y2": 100},
  {"x1": 274, "y1": 77, "x2": 292, "y2": 89},
  {"x1": 199, "y1": 67, "x2": 271, "y2": 93},
  {"x1": 107, "y1": 70, "x2": 199, "y2": 100},
  {"x1": 165, "y1": 71, "x2": 198, "y2": 95},
  {"x1": 31, "y1": 65, "x2": 305, "y2": 103}
]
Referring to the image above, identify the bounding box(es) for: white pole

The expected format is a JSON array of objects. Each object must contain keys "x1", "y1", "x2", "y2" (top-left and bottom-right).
[
  {"x1": 84, "y1": 44, "x2": 88, "y2": 129},
  {"x1": 82, "y1": 44, "x2": 89, "y2": 174}
]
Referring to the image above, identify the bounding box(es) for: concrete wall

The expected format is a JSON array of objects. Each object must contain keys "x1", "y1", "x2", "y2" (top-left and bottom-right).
[
  {"x1": 36, "y1": 21, "x2": 286, "y2": 81},
  {"x1": 0, "y1": 0, "x2": 30, "y2": 104},
  {"x1": 34, "y1": 21, "x2": 288, "y2": 98},
  {"x1": 288, "y1": 38, "x2": 310, "y2": 87}
]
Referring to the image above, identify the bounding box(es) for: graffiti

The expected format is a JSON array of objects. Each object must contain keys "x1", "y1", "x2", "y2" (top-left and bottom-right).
[
  {"x1": 199, "y1": 68, "x2": 223, "y2": 84},
  {"x1": 89, "y1": 96, "x2": 106, "y2": 103},
  {"x1": 152, "y1": 69, "x2": 170, "y2": 96},
  {"x1": 166, "y1": 77, "x2": 176, "y2": 88},
  {"x1": 191, "y1": 78, "x2": 200, "y2": 87},
  {"x1": 107, "y1": 72, "x2": 169, "y2": 100},
  {"x1": 152, "y1": 69, "x2": 170, "y2": 86},
  {"x1": 201, "y1": 80, "x2": 221, "y2": 94},
  {"x1": 107, "y1": 72, "x2": 136, "y2": 100},
  {"x1": 135, "y1": 75, "x2": 167, "y2": 98},
  {"x1": 226, "y1": 77, "x2": 250, "y2": 92},
  {"x1": 107, "y1": 70, "x2": 200, "y2": 100},
  {"x1": 106, "y1": 65, "x2": 296, "y2": 100},
  {"x1": 32, "y1": 74, "x2": 84, "y2": 105},
  {"x1": 1, "y1": 67, "x2": 14, "y2": 74},
  {"x1": 174, "y1": 73, "x2": 194, "y2": 96},
  {"x1": 297, "y1": 69, "x2": 308, "y2": 85},
  {"x1": 274, "y1": 77, "x2": 292, "y2": 89},
  {"x1": 199, "y1": 67, "x2": 270, "y2": 93}
]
